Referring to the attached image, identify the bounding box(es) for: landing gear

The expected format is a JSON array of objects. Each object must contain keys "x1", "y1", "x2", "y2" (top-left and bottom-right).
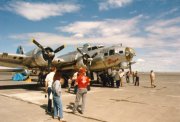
[{"x1": 38, "y1": 70, "x2": 47, "y2": 87}]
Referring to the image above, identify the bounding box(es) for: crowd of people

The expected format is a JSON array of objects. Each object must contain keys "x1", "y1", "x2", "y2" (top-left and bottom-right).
[
  {"x1": 44, "y1": 66, "x2": 156, "y2": 121},
  {"x1": 44, "y1": 66, "x2": 90, "y2": 121},
  {"x1": 98, "y1": 68, "x2": 142, "y2": 88}
]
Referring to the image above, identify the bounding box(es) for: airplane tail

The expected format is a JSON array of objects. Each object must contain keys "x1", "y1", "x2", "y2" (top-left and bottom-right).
[{"x1": 16, "y1": 46, "x2": 25, "y2": 54}]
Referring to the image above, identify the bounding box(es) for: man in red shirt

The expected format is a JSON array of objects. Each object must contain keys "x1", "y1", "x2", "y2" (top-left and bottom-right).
[{"x1": 73, "y1": 67, "x2": 90, "y2": 114}]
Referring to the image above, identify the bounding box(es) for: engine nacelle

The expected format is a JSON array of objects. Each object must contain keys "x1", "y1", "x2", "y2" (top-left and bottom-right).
[
  {"x1": 24, "y1": 48, "x2": 48, "y2": 67},
  {"x1": 33, "y1": 50, "x2": 48, "y2": 67},
  {"x1": 75, "y1": 58, "x2": 87, "y2": 69},
  {"x1": 60, "y1": 57, "x2": 87, "y2": 71}
]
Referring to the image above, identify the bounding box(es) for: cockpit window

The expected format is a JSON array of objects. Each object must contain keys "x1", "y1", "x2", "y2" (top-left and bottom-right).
[
  {"x1": 88, "y1": 47, "x2": 91, "y2": 51},
  {"x1": 109, "y1": 50, "x2": 115, "y2": 55},
  {"x1": 92, "y1": 46, "x2": 98, "y2": 50},
  {"x1": 104, "y1": 52, "x2": 108, "y2": 56},
  {"x1": 119, "y1": 51, "x2": 123, "y2": 54}
]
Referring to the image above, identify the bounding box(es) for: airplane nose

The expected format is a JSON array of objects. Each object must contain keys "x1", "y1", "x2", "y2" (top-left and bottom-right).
[{"x1": 125, "y1": 47, "x2": 135, "y2": 61}]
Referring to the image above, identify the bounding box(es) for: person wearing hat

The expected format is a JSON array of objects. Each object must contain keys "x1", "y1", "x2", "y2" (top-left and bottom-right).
[{"x1": 73, "y1": 67, "x2": 90, "y2": 114}]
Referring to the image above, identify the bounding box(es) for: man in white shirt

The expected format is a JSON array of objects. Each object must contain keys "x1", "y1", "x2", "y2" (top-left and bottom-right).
[
  {"x1": 114, "y1": 69, "x2": 120, "y2": 88},
  {"x1": 119, "y1": 69, "x2": 125, "y2": 87},
  {"x1": 45, "y1": 66, "x2": 56, "y2": 113},
  {"x1": 150, "y1": 70, "x2": 156, "y2": 88}
]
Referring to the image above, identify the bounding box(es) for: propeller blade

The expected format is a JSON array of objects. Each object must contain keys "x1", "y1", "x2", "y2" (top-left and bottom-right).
[
  {"x1": 91, "y1": 52, "x2": 98, "y2": 58},
  {"x1": 32, "y1": 39, "x2": 45, "y2": 51},
  {"x1": 54, "y1": 45, "x2": 65, "y2": 53},
  {"x1": 77, "y1": 48, "x2": 91, "y2": 58},
  {"x1": 77, "y1": 48, "x2": 84, "y2": 56}
]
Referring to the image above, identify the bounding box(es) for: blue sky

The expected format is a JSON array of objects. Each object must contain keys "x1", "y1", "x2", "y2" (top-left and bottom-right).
[{"x1": 0, "y1": 0, "x2": 180, "y2": 72}]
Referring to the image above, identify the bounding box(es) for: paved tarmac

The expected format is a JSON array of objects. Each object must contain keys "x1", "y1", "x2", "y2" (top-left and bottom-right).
[{"x1": 0, "y1": 72, "x2": 180, "y2": 122}]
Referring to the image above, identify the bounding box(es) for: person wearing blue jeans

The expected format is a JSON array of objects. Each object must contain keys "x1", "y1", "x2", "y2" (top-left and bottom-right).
[
  {"x1": 52, "y1": 70, "x2": 65, "y2": 122},
  {"x1": 53, "y1": 94, "x2": 63, "y2": 119}
]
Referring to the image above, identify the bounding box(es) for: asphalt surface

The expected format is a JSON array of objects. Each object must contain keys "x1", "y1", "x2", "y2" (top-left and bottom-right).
[{"x1": 0, "y1": 72, "x2": 180, "y2": 122}]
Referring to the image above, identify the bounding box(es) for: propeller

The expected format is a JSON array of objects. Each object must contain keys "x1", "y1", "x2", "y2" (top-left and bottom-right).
[
  {"x1": 77, "y1": 48, "x2": 98, "y2": 78},
  {"x1": 32, "y1": 39, "x2": 65, "y2": 72},
  {"x1": 125, "y1": 47, "x2": 136, "y2": 73},
  {"x1": 77, "y1": 48, "x2": 98, "y2": 66},
  {"x1": 125, "y1": 47, "x2": 136, "y2": 62}
]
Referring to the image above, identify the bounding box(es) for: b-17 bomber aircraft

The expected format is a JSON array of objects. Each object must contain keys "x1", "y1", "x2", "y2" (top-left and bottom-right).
[{"x1": 0, "y1": 39, "x2": 136, "y2": 82}]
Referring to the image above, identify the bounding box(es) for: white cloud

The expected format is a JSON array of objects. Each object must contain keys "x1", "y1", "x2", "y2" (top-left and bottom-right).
[
  {"x1": 9, "y1": 15, "x2": 179, "y2": 47},
  {"x1": 9, "y1": 32, "x2": 145, "y2": 49},
  {"x1": 158, "y1": 8, "x2": 179, "y2": 18},
  {"x1": 99, "y1": 0, "x2": 133, "y2": 11},
  {"x1": 146, "y1": 17, "x2": 180, "y2": 37},
  {"x1": 133, "y1": 48, "x2": 180, "y2": 72},
  {"x1": 10, "y1": 15, "x2": 180, "y2": 48},
  {"x1": 130, "y1": 10, "x2": 137, "y2": 14},
  {"x1": 145, "y1": 17, "x2": 180, "y2": 49},
  {"x1": 5, "y1": 1, "x2": 80, "y2": 21},
  {"x1": 57, "y1": 15, "x2": 142, "y2": 38},
  {"x1": 137, "y1": 58, "x2": 145, "y2": 62}
]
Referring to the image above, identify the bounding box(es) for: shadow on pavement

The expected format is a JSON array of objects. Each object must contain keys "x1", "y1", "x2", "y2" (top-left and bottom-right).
[
  {"x1": 0, "y1": 83, "x2": 43, "y2": 91},
  {"x1": 65, "y1": 102, "x2": 108, "y2": 122}
]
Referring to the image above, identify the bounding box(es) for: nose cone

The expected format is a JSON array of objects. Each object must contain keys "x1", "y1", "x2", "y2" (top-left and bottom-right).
[
  {"x1": 48, "y1": 52, "x2": 55, "y2": 57},
  {"x1": 125, "y1": 47, "x2": 135, "y2": 61},
  {"x1": 43, "y1": 47, "x2": 55, "y2": 61}
]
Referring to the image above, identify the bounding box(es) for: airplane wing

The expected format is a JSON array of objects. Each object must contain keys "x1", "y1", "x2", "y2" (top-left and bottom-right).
[
  {"x1": 52, "y1": 58, "x2": 76, "y2": 68},
  {"x1": 0, "y1": 52, "x2": 31, "y2": 68},
  {"x1": 0, "y1": 67, "x2": 25, "y2": 72}
]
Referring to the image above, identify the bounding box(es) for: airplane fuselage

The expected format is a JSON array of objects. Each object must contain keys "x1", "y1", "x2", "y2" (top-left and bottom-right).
[{"x1": 57, "y1": 44, "x2": 134, "y2": 71}]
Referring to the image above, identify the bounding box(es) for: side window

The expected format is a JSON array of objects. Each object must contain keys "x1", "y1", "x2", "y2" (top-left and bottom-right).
[
  {"x1": 119, "y1": 51, "x2": 123, "y2": 54},
  {"x1": 92, "y1": 46, "x2": 98, "y2": 50},
  {"x1": 109, "y1": 50, "x2": 115, "y2": 55},
  {"x1": 104, "y1": 52, "x2": 108, "y2": 56},
  {"x1": 88, "y1": 47, "x2": 91, "y2": 51}
]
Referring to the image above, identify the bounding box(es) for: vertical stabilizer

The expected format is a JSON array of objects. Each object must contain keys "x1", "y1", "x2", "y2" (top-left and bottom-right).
[{"x1": 16, "y1": 46, "x2": 25, "y2": 54}]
